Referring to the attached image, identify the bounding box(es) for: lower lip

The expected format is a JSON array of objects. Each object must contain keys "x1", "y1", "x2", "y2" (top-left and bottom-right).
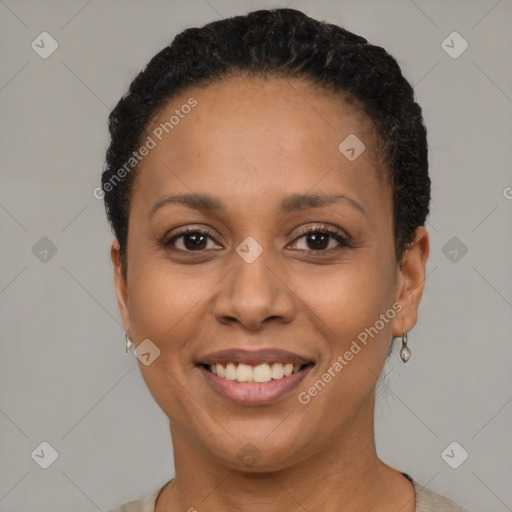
[{"x1": 198, "y1": 365, "x2": 314, "y2": 405}]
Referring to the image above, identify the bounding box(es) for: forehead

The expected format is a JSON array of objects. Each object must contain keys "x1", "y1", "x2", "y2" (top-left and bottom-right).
[{"x1": 132, "y1": 76, "x2": 389, "y2": 216}]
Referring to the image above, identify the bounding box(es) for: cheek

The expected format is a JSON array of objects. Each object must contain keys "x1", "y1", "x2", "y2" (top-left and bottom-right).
[
  {"x1": 126, "y1": 244, "x2": 230, "y2": 379},
  {"x1": 291, "y1": 258, "x2": 397, "y2": 428},
  {"x1": 292, "y1": 252, "x2": 397, "y2": 340},
  {"x1": 127, "y1": 240, "x2": 397, "y2": 350},
  {"x1": 127, "y1": 260, "x2": 212, "y2": 339},
  {"x1": 125, "y1": 256, "x2": 216, "y2": 422}
]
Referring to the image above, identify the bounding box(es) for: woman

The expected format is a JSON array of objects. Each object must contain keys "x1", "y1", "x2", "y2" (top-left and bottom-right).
[{"x1": 102, "y1": 8, "x2": 470, "y2": 512}]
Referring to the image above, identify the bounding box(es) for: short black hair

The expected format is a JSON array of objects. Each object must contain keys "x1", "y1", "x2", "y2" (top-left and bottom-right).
[{"x1": 102, "y1": 8, "x2": 430, "y2": 275}]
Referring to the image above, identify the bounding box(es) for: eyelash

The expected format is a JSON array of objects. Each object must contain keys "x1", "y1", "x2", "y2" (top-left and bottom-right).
[
  {"x1": 292, "y1": 224, "x2": 350, "y2": 252},
  {"x1": 162, "y1": 223, "x2": 351, "y2": 255}
]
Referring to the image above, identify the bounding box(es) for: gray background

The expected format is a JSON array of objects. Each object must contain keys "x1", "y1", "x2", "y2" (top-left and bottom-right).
[{"x1": 1, "y1": 0, "x2": 511, "y2": 511}]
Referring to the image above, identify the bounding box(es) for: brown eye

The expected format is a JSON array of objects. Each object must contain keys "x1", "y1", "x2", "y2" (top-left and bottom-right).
[
  {"x1": 303, "y1": 232, "x2": 330, "y2": 250},
  {"x1": 289, "y1": 225, "x2": 350, "y2": 253},
  {"x1": 180, "y1": 232, "x2": 208, "y2": 250},
  {"x1": 165, "y1": 228, "x2": 221, "y2": 252}
]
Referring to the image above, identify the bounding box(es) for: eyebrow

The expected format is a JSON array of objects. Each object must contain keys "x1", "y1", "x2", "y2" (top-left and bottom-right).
[{"x1": 149, "y1": 192, "x2": 366, "y2": 218}]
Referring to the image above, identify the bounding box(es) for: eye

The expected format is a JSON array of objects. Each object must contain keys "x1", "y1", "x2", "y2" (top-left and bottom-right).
[
  {"x1": 163, "y1": 227, "x2": 221, "y2": 252},
  {"x1": 288, "y1": 224, "x2": 350, "y2": 253},
  {"x1": 162, "y1": 223, "x2": 351, "y2": 254}
]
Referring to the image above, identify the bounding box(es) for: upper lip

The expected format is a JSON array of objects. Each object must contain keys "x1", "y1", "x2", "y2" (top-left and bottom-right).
[{"x1": 197, "y1": 348, "x2": 315, "y2": 367}]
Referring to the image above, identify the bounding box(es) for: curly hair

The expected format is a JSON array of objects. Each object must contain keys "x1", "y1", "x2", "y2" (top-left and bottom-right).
[{"x1": 102, "y1": 8, "x2": 430, "y2": 275}]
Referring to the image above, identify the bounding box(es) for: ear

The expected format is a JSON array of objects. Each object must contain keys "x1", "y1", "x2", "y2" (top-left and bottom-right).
[
  {"x1": 391, "y1": 226, "x2": 430, "y2": 337},
  {"x1": 111, "y1": 240, "x2": 131, "y2": 334}
]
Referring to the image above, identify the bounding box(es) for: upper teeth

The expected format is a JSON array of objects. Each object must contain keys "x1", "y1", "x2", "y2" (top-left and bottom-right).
[{"x1": 209, "y1": 362, "x2": 302, "y2": 383}]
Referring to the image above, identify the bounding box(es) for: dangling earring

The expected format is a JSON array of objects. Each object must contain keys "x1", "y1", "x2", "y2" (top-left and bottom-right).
[
  {"x1": 400, "y1": 331, "x2": 411, "y2": 363},
  {"x1": 125, "y1": 332, "x2": 133, "y2": 353}
]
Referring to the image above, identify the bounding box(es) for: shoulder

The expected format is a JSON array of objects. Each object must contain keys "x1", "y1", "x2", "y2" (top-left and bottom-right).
[
  {"x1": 105, "y1": 487, "x2": 161, "y2": 512},
  {"x1": 105, "y1": 476, "x2": 473, "y2": 512},
  {"x1": 411, "y1": 478, "x2": 472, "y2": 512}
]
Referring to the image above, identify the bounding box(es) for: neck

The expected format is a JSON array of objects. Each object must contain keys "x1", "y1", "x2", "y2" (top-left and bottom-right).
[{"x1": 156, "y1": 396, "x2": 415, "y2": 512}]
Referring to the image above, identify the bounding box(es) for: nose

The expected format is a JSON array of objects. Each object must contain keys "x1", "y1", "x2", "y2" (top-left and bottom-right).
[{"x1": 213, "y1": 247, "x2": 296, "y2": 330}]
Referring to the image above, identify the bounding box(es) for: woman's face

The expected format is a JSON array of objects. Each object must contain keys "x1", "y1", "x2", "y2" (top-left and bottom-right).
[{"x1": 112, "y1": 76, "x2": 428, "y2": 470}]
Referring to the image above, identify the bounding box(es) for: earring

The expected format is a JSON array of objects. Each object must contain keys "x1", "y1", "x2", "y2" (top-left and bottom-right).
[
  {"x1": 125, "y1": 332, "x2": 133, "y2": 353},
  {"x1": 400, "y1": 331, "x2": 411, "y2": 363}
]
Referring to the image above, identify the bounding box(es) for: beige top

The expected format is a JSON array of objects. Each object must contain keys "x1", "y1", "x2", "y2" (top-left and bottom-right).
[{"x1": 106, "y1": 474, "x2": 471, "y2": 512}]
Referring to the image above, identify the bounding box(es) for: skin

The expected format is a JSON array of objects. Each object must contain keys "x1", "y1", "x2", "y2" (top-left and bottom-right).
[{"x1": 111, "y1": 76, "x2": 429, "y2": 512}]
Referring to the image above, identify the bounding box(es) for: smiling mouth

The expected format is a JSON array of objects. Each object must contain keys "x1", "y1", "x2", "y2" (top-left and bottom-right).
[{"x1": 199, "y1": 362, "x2": 315, "y2": 384}]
